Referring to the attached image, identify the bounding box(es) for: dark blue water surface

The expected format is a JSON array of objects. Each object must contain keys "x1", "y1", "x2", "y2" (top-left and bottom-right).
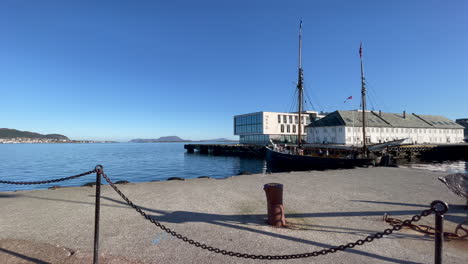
[
  {"x1": 1, "y1": 143, "x2": 466, "y2": 192},
  {"x1": 398, "y1": 160, "x2": 468, "y2": 175},
  {"x1": 0, "y1": 143, "x2": 266, "y2": 192}
]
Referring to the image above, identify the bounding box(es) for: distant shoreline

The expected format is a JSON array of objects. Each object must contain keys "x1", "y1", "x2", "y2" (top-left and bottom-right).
[
  {"x1": 130, "y1": 141, "x2": 239, "y2": 143},
  {"x1": 0, "y1": 141, "x2": 118, "y2": 144},
  {"x1": 0, "y1": 141, "x2": 239, "y2": 144},
  {"x1": 129, "y1": 136, "x2": 238, "y2": 143}
]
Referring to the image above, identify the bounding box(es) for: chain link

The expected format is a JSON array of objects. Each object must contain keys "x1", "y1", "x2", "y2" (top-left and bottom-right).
[
  {"x1": 384, "y1": 212, "x2": 460, "y2": 239},
  {"x1": 102, "y1": 173, "x2": 436, "y2": 260},
  {"x1": 0, "y1": 170, "x2": 96, "y2": 185}
]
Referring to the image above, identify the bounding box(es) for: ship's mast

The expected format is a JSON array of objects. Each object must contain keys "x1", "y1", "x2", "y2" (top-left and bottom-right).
[
  {"x1": 359, "y1": 43, "x2": 368, "y2": 157},
  {"x1": 297, "y1": 21, "x2": 304, "y2": 148}
]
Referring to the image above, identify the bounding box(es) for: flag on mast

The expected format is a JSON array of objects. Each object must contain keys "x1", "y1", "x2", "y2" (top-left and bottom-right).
[{"x1": 344, "y1": 96, "x2": 353, "y2": 103}]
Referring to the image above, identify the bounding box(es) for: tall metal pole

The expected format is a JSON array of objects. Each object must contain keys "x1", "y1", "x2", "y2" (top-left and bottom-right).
[
  {"x1": 297, "y1": 20, "x2": 304, "y2": 148},
  {"x1": 93, "y1": 165, "x2": 103, "y2": 264},
  {"x1": 359, "y1": 43, "x2": 368, "y2": 157}
]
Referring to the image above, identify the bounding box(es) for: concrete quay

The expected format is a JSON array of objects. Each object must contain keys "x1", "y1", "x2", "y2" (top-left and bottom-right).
[{"x1": 0, "y1": 167, "x2": 467, "y2": 263}]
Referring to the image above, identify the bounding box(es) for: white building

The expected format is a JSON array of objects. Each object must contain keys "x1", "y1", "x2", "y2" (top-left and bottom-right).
[
  {"x1": 306, "y1": 110, "x2": 465, "y2": 145},
  {"x1": 234, "y1": 111, "x2": 323, "y2": 145}
]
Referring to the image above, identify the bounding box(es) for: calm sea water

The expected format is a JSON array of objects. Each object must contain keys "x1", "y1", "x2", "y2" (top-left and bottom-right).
[
  {"x1": 0, "y1": 143, "x2": 466, "y2": 192},
  {"x1": 0, "y1": 143, "x2": 266, "y2": 192},
  {"x1": 398, "y1": 160, "x2": 468, "y2": 175}
]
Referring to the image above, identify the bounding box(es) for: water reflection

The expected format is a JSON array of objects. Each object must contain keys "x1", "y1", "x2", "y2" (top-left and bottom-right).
[
  {"x1": 399, "y1": 160, "x2": 468, "y2": 174},
  {"x1": 183, "y1": 152, "x2": 266, "y2": 179},
  {"x1": 236, "y1": 157, "x2": 267, "y2": 175}
]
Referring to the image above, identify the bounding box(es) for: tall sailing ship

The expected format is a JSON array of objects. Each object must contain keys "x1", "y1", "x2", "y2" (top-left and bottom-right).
[{"x1": 266, "y1": 22, "x2": 374, "y2": 170}]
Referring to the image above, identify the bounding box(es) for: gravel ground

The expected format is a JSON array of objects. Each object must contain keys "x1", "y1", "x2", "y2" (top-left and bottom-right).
[{"x1": 0, "y1": 167, "x2": 467, "y2": 263}]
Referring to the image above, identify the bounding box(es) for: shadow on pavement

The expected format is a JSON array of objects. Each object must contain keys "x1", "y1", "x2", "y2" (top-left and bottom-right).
[
  {"x1": 100, "y1": 195, "x2": 432, "y2": 264},
  {"x1": 0, "y1": 247, "x2": 49, "y2": 264}
]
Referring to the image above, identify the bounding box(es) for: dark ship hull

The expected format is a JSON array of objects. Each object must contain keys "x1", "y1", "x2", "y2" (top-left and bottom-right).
[{"x1": 266, "y1": 147, "x2": 374, "y2": 171}]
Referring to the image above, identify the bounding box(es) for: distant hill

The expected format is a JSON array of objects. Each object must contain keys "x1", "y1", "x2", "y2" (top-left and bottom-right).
[
  {"x1": 129, "y1": 136, "x2": 238, "y2": 143},
  {"x1": 200, "y1": 138, "x2": 238, "y2": 142},
  {"x1": 0, "y1": 128, "x2": 69, "y2": 140},
  {"x1": 129, "y1": 136, "x2": 191, "y2": 143}
]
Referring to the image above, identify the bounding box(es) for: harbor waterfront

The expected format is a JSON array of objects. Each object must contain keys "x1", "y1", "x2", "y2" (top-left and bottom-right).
[
  {"x1": 0, "y1": 167, "x2": 466, "y2": 263},
  {"x1": 1, "y1": 142, "x2": 467, "y2": 192},
  {"x1": 0, "y1": 142, "x2": 264, "y2": 192}
]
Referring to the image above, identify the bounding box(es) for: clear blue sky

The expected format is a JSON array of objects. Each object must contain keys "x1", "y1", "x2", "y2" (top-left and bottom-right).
[{"x1": 1, "y1": 0, "x2": 466, "y2": 141}]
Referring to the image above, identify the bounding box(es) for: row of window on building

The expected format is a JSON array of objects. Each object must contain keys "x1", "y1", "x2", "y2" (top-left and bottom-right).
[
  {"x1": 309, "y1": 127, "x2": 344, "y2": 133},
  {"x1": 310, "y1": 135, "x2": 461, "y2": 144},
  {"x1": 347, "y1": 127, "x2": 463, "y2": 134},
  {"x1": 234, "y1": 114, "x2": 263, "y2": 135},
  {"x1": 240, "y1": 134, "x2": 306, "y2": 145},
  {"x1": 270, "y1": 135, "x2": 307, "y2": 144},
  {"x1": 278, "y1": 114, "x2": 309, "y2": 125},
  {"x1": 280, "y1": 124, "x2": 306, "y2": 134},
  {"x1": 239, "y1": 134, "x2": 270, "y2": 144},
  {"x1": 235, "y1": 114, "x2": 262, "y2": 126},
  {"x1": 234, "y1": 124, "x2": 263, "y2": 134},
  {"x1": 310, "y1": 127, "x2": 463, "y2": 134},
  {"x1": 341, "y1": 137, "x2": 458, "y2": 144}
]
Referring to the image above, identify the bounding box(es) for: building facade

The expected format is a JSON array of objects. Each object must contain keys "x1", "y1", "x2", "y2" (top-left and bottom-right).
[
  {"x1": 234, "y1": 111, "x2": 322, "y2": 145},
  {"x1": 455, "y1": 119, "x2": 468, "y2": 139},
  {"x1": 306, "y1": 110, "x2": 464, "y2": 145}
]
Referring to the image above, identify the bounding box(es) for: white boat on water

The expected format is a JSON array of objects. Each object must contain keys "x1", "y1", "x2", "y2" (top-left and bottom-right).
[{"x1": 367, "y1": 138, "x2": 407, "y2": 151}]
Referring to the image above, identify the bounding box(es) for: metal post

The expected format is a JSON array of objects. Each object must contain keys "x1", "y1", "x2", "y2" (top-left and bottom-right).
[
  {"x1": 430, "y1": 200, "x2": 448, "y2": 264},
  {"x1": 93, "y1": 165, "x2": 103, "y2": 264},
  {"x1": 264, "y1": 183, "x2": 286, "y2": 227},
  {"x1": 434, "y1": 213, "x2": 443, "y2": 264}
]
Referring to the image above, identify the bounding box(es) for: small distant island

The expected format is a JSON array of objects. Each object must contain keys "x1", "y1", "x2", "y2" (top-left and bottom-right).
[
  {"x1": 0, "y1": 128, "x2": 116, "y2": 144},
  {"x1": 129, "y1": 136, "x2": 238, "y2": 143}
]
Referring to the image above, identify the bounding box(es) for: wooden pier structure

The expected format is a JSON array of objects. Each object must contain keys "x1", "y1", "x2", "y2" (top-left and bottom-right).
[
  {"x1": 386, "y1": 143, "x2": 468, "y2": 160},
  {"x1": 185, "y1": 143, "x2": 468, "y2": 161}
]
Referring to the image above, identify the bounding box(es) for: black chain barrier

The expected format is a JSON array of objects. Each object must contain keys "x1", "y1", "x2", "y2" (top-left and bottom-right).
[
  {"x1": 101, "y1": 172, "x2": 439, "y2": 260},
  {"x1": 0, "y1": 169, "x2": 96, "y2": 185}
]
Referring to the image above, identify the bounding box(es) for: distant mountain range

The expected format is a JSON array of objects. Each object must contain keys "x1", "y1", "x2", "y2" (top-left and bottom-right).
[
  {"x1": 129, "y1": 136, "x2": 188, "y2": 143},
  {"x1": 0, "y1": 129, "x2": 237, "y2": 143},
  {"x1": 199, "y1": 138, "x2": 238, "y2": 142},
  {"x1": 0, "y1": 128, "x2": 69, "y2": 140},
  {"x1": 129, "y1": 136, "x2": 238, "y2": 143}
]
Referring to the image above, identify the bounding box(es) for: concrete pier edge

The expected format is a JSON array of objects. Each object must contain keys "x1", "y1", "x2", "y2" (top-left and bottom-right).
[{"x1": 1, "y1": 167, "x2": 467, "y2": 263}]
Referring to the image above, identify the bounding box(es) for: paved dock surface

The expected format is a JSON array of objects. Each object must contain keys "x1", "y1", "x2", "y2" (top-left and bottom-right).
[{"x1": 1, "y1": 167, "x2": 467, "y2": 263}]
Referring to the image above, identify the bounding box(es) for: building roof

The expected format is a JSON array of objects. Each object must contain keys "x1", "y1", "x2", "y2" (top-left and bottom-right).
[
  {"x1": 309, "y1": 110, "x2": 464, "y2": 129},
  {"x1": 234, "y1": 111, "x2": 320, "y2": 117}
]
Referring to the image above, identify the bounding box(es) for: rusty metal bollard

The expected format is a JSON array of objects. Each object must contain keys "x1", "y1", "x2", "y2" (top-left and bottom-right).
[{"x1": 264, "y1": 183, "x2": 286, "y2": 227}]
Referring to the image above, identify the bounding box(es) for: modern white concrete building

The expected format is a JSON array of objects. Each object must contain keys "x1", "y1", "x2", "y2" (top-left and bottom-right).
[
  {"x1": 234, "y1": 111, "x2": 323, "y2": 145},
  {"x1": 306, "y1": 110, "x2": 465, "y2": 145}
]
